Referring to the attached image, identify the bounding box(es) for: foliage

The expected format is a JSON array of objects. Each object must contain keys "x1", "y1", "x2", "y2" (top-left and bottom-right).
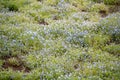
[
  {"x1": 0, "y1": 0, "x2": 33, "y2": 11},
  {"x1": 89, "y1": 3, "x2": 108, "y2": 13},
  {"x1": 92, "y1": 0, "x2": 120, "y2": 5},
  {"x1": 104, "y1": 44, "x2": 120, "y2": 56},
  {"x1": 7, "y1": 57, "x2": 20, "y2": 66},
  {"x1": 0, "y1": 0, "x2": 120, "y2": 80},
  {"x1": 96, "y1": 13, "x2": 120, "y2": 43}
]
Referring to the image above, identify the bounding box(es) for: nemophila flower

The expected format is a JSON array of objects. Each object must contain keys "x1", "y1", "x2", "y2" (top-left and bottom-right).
[{"x1": 0, "y1": 0, "x2": 120, "y2": 80}]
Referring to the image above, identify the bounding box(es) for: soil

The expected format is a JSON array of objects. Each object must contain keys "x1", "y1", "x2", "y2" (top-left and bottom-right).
[
  {"x1": 38, "y1": 20, "x2": 48, "y2": 25},
  {"x1": 99, "y1": 5, "x2": 120, "y2": 17},
  {"x1": 1, "y1": 56, "x2": 30, "y2": 73},
  {"x1": 74, "y1": 64, "x2": 79, "y2": 69},
  {"x1": 53, "y1": 16, "x2": 59, "y2": 20},
  {"x1": 108, "y1": 5, "x2": 120, "y2": 13},
  {"x1": 99, "y1": 10, "x2": 108, "y2": 17}
]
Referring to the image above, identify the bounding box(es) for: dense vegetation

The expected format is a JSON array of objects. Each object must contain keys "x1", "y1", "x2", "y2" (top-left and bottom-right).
[{"x1": 0, "y1": 0, "x2": 120, "y2": 80}]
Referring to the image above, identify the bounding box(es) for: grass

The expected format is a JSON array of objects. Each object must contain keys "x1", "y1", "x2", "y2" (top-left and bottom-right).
[{"x1": 0, "y1": 0, "x2": 120, "y2": 80}]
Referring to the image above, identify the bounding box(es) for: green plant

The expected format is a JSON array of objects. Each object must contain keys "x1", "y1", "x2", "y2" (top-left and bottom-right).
[
  {"x1": 104, "y1": 44, "x2": 120, "y2": 56},
  {"x1": 66, "y1": 31, "x2": 89, "y2": 47},
  {"x1": 0, "y1": 60, "x2": 3, "y2": 68},
  {"x1": 92, "y1": 0, "x2": 120, "y2": 5},
  {"x1": 0, "y1": 70, "x2": 23, "y2": 80},
  {"x1": 43, "y1": 0, "x2": 59, "y2": 6},
  {"x1": 8, "y1": 57, "x2": 20, "y2": 66},
  {"x1": 85, "y1": 34, "x2": 110, "y2": 48},
  {"x1": 89, "y1": 3, "x2": 108, "y2": 13},
  {"x1": 23, "y1": 54, "x2": 42, "y2": 69},
  {"x1": 96, "y1": 13, "x2": 120, "y2": 43},
  {"x1": 0, "y1": 0, "x2": 120, "y2": 80},
  {"x1": 0, "y1": 0, "x2": 32, "y2": 11}
]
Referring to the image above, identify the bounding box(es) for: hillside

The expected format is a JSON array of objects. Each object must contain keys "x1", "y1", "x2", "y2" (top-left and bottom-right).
[{"x1": 0, "y1": 0, "x2": 120, "y2": 80}]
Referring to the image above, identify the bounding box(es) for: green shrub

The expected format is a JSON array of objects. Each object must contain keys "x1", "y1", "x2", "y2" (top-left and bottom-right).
[
  {"x1": 0, "y1": 0, "x2": 32, "y2": 11},
  {"x1": 0, "y1": 70, "x2": 23, "y2": 80},
  {"x1": 49, "y1": 40, "x2": 67, "y2": 56},
  {"x1": 66, "y1": 31, "x2": 89, "y2": 47},
  {"x1": 72, "y1": 12, "x2": 100, "y2": 22},
  {"x1": 85, "y1": 34, "x2": 110, "y2": 48},
  {"x1": 23, "y1": 54, "x2": 43, "y2": 69},
  {"x1": 0, "y1": 0, "x2": 120, "y2": 79},
  {"x1": 96, "y1": 13, "x2": 120, "y2": 43},
  {"x1": 92, "y1": 0, "x2": 120, "y2": 5},
  {"x1": 19, "y1": 31, "x2": 44, "y2": 51},
  {"x1": 0, "y1": 25, "x2": 25, "y2": 57},
  {"x1": 0, "y1": 60, "x2": 3, "y2": 68},
  {"x1": 43, "y1": 0, "x2": 59, "y2": 6},
  {"x1": 89, "y1": 3, "x2": 108, "y2": 13},
  {"x1": 0, "y1": 12, "x2": 31, "y2": 25},
  {"x1": 104, "y1": 44, "x2": 120, "y2": 56}
]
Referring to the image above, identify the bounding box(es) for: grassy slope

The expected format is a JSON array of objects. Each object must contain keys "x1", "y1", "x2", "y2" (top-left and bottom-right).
[{"x1": 0, "y1": 0, "x2": 120, "y2": 80}]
